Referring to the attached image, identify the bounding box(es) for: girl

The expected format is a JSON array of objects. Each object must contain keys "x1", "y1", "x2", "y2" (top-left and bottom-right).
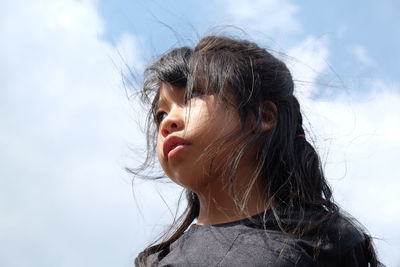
[{"x1": 133, "y1": 35, "x2": 381, "y2": 266}]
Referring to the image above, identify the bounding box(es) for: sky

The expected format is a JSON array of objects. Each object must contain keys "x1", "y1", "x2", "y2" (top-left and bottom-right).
[{"x1": 1, "y1": 0, "x2": 399, "y2": 266}]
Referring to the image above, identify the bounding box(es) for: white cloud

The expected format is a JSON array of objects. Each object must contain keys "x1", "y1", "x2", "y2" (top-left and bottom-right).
[
  {"x1": 217, "y1": 0, "x2": 301, "y2": 35},
  {"x1": 349, "y1": 44, "x2": 375, "y2": 66},
  {"x1": 0, "y1": 0, "x2": 158, "y2": 266},
  {"x1": 286, "y1": 36, "x2": 330, "y2": 100}
]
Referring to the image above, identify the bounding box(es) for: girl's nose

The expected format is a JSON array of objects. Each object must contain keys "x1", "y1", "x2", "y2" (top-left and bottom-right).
[{"x1": 161, "y1": 110, "x2": 184, "y2": 137}]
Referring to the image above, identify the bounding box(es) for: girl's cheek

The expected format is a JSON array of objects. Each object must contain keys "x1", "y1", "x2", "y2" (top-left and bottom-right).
[{"x1": 156, "y1": 139, "x2": 164, "y2": 162}]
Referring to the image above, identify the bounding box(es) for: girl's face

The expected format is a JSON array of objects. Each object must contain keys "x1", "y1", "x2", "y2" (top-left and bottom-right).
[{"x1": 155, "y1": 83, "x2": 244, "y2": 192}]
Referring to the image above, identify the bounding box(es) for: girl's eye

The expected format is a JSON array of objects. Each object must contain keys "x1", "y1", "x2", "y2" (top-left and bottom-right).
[{"x1": 155, "y1": 111, "x2": 167, "y2": 125}]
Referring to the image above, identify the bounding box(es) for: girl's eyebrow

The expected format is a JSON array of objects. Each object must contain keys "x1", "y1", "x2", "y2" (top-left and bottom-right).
[{"x1": 157, "y1": 97, "x2": 168, "y2": 110}]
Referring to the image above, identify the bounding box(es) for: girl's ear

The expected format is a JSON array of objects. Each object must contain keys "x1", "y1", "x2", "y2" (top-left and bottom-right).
[{"x1": 260, "y1": 101, "x2": 277, "y2": 132}]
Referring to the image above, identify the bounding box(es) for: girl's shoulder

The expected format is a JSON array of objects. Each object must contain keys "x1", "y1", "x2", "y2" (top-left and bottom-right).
[
  {"x1": 322, "y1": 212, "x2": 367, "y2": 249},
  {"x1": 307, "y1": 212, "x2": 370, "y2": 266}
]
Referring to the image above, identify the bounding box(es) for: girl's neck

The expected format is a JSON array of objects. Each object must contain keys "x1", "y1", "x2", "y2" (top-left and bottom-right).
[
  {"x1": 196, "y1": 191, "x2": 267, "y2": 226},
  {"x1": 195, "y1": 167, "x2": 268, "y2": 226}
]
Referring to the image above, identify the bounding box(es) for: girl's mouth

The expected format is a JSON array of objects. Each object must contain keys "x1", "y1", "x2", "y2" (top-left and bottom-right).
[{"x1": 163, "y1": 136, "x2": 191, "y2": 161}]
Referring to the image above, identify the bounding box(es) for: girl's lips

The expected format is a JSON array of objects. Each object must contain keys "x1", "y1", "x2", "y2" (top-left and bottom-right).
[{"x1": 163, "y1": 136, "x2": 191, "y2": 161}]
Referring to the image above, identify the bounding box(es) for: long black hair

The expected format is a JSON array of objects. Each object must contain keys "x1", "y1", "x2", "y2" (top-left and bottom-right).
[{"x1": 131, "y1": 35, "x2": 381, "y2": 266}]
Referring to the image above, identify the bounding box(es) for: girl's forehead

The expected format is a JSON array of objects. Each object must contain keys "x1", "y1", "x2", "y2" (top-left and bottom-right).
[{"x1": 157, "y1": 83, "x2": 185, "y2": 108}]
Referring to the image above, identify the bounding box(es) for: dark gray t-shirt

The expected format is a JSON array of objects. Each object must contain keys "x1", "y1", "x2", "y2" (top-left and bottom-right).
[{"x1": 141, "y1": 211, "x2": 370, "y2": 266}]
